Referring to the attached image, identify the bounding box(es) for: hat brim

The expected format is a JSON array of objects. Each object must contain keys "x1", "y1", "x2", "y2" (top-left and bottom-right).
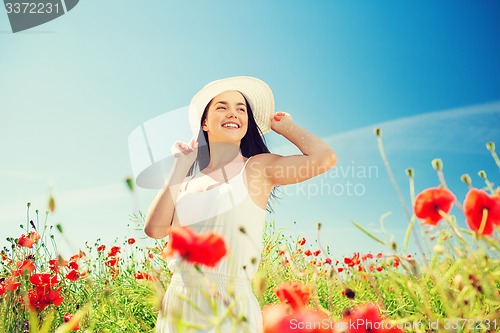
[{"x1": 188, "y1": 76, "x2": 274, "y2": 137}]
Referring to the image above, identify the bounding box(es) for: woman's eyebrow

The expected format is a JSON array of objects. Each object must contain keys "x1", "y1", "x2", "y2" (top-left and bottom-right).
[{"x1": 214, "y1": 101, "x2": 246, "y2": 107}]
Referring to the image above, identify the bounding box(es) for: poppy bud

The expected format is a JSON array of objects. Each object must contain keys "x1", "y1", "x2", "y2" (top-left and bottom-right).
[
  {"x1": 316, "y1": 222, "x2": 322, "y2": 231},
  {"x1": 56, "y1": 224, "x2": 63, "y2": 233},
  {"x1": 434, "y1": 245, "x2": 445, "y2": 254},
  {"x1": 486, "y1": 142, "x2": 495, "y2": 152},
  {"x1": 342, "y1": 308, "x2": 352, "y2": 317},
  {"x1": 27, "y1": 202, "x2": 31, "y2": 209},
  {"x1": 405, "y1": 168, "x2": 414, "y2": 177},
  {"x1": 48, "y1": 195, "x2": 56, "y2": 213},
  {"x1": 460, "y1": 174, "x2": 472, "y2": 186},
  {"x1": 125, "y1": 177, "x2": 134, "y2": 191},
  {"x1": 374, "y1": 128, "x2": 382, "y2": 137},
  {"x1": 478, "y1": 170, "x2": 487, "y2": 180},
  {"x1": 344, "y1": 288, "x2": 355, "y2": 299},
  {"x1": 431, "y1": 158, "x2": 443, "y2": 171}
]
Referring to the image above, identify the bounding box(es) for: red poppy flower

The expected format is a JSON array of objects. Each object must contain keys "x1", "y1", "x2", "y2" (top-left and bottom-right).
[
  {"x1": 464, "y1": 189, "x2": 500, "y2": 235},
  {"x1": 362, "y1": 253, "x2": 373, "y2": 261},
  {"x1": 14, "y1": 260, "x2": 36, "y2": 276},
  {"x1": 67, "y1": 261, "x2": 79, "y2": 270},
  {"x1": 66, "y1": 269, "x2": 80, "y2": 281},
  {"x1": 341, "y1": 302, "x2": 402, "y2": 333},
  {"x1": 49, "y1": 259, "x2": 60, "y2": 273},
  {"x1": 337, "y1": 267, "x2": 344, "y2": 273},
  {"x1": 0, "y1": 283, "x2": 5, "y2": 296},
  {"x1": 134, "y1": 272, "x2": 155, "y2": 281},
  {"x1": 69, "y1": 251, "x2": 86, "y2": 262},
  {"x1": 27, "y1": 285, "x2": 64, "y2": 313},
  {"x1": 275, "y1": 281, "x2": 311, "y2": 310},
  {"x1": 414, "y1": 187, "x2": 456, "y2": 225},
  {"x1": 344, "y1": 253, "x2": 361, "y2": 267},
  {"x1": 30, "y1": 273, "x2": 59, "y2": 286},
  {"x1": 108, "y1": 246, "x2": 121, "y2": 257},
  {"x1": 64, "y1": 312, "x2": 80, "y2": 330},
  {"x1": 297, "y1": 237, "x2": 306, "y2": 246},
  {"x1": 105, "y1": 257, "x2": 118, "y2": 267},
  {"x1": 163, "y1": 227, "x2": 227, "y2": 268},
  {"x1": 304, "y1": 249, "x2": 312, "y2": 257},
  {"x1": 4, "y1": 277, "x2": 20, "y2": 291},
  {"x1": 324, "y1": 258, "x2": 332, "y2": 265},
  {"x1": 17, "y1": 231, "x2": 41, "y2": 248},
  {"x1": 127, "y1": 238, "x2": 136, "y2": 245},
  {"x1": 262, "y1": 304, "x2": 334, "y2": 333},
  {"x1": 97, "y1": 245, "x2": 106, "y2": 252},
  {"x1": 313, "y1": 249, "x2": 321, "y2": 257}
]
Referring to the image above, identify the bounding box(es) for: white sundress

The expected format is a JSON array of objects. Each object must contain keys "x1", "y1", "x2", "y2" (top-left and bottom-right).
[{"x1": 156, "y1": 156, "x2": 267, "y2": 333}]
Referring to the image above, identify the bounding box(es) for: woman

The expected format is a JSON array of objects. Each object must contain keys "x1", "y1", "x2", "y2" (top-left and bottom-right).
[{"x1": 144, "y1": 76, "x2": 336, "y2": 333}]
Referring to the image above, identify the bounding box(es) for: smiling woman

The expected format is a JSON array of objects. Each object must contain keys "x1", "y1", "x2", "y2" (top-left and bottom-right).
[{"x1": 143, "y1": 76, "x2": 336, "y2": 333}]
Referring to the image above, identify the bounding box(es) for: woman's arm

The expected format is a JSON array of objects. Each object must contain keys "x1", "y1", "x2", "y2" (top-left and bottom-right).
[
  {"x1": 143, "y1": 140, "x2": 198, "y2": 239},
  {"x1": 257, "y1": 112, "x2": 336, "y2": 186}
]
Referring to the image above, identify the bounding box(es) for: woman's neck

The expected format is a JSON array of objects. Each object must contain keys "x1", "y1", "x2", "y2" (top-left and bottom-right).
[{"x1": 206, "y1": 142, "x2": 243, "y2": 172}]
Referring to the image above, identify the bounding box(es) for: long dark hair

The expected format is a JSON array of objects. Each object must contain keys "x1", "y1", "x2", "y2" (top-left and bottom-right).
[{"x1": 187, "y1": 94, "x2": 280, "y2": 213}]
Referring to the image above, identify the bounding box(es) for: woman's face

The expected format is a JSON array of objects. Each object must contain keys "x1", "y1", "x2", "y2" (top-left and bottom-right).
[{"x1": 202, "y1": 90, "x2": 249, "y2": 143}]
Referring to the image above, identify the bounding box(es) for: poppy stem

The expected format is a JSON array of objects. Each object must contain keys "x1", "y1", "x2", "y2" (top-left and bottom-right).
[
  {"x1": 403, "y1": 216, "x2": 415, "y2": 254},
  {"x1": 485, "y1": 141, "x2": 500, "y2": 172},
  {"x1": 478, "y1": 170, "x2": 496, "y2": 195},
  {"x1": 374, "y1": 129, "x2": 427, "y2": 265},
  {"x1": 478, "y1": 230, "x2": 500, "y2": 252},
  {"x1": 406, "y1": 168, "x2": 415, "y2": 207}
]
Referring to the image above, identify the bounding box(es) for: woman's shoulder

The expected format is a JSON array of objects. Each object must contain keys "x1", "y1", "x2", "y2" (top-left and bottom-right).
[
  {"x1": 246, "y1": 153, "x2": 283, "y2": 181},
  {"x1": 248, "y1": 153, "x2": 281, "y2": 165}
]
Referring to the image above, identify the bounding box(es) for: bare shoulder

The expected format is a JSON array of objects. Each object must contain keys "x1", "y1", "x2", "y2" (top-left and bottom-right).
[
  {"x1": 246, "y1": 153, "x2": 275, "y2": 179},
  {"x1": 246, "y1": 153, "x2": 282, "y2": 176},
  {"x1": 248, "y1": 153, "x2": 280, "y2": 165},
  {"x1": 245, "y1": 153, "x2": 284, "y2": 188}
]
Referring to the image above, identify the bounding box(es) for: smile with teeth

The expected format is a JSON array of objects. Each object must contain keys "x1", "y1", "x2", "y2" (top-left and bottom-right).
[{"x1": 222, "y1": 123, "x2": 240, "y2": 129}]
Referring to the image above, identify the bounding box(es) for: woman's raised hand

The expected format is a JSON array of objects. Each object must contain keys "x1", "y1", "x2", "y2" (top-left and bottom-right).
[
  {"x1": 270, "y1": 111, "x2": 293, "y2": 135},
  {"x1": 171, "y1": 138, "x2": 198, "y2": 169}
]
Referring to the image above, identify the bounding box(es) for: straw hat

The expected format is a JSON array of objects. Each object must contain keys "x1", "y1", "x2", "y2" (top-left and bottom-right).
[{"x1": 188, "y1": 76, "x2": 274, "y2": 136}]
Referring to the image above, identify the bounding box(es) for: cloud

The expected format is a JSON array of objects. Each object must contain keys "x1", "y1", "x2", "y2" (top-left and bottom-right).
[{"x1": 270, "y1": 101, "x2": 500, "y2": 157}]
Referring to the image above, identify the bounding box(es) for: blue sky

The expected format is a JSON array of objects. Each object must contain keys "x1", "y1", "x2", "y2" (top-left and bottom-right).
[{"x1": 1, "y1": 1, "x2": 499, "y2": 259}]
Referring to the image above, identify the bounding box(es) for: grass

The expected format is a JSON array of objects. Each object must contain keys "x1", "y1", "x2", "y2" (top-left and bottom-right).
[{"x1": 1, "y1": 134, "x2": 499, "y2": 333}]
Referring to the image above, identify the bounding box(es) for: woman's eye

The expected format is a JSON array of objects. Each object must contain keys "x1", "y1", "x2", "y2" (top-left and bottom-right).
[
  {"x1": 217, "y1": 106, "x2": 226, "y2": 110},
  {"x1": 238, "y1": 108, "x2": 246, "y2": 112}
]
